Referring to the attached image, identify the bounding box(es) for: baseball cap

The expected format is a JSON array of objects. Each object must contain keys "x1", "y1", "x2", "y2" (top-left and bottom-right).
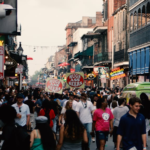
[
  {"x1": 36, "y1": 116, "x2": 48, "y2": 124},
  {"x1": 16, "y1": 93, "x2": 24, "y2": 98}
]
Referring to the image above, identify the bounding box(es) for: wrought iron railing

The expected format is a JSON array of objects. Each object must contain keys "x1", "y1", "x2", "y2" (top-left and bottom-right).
[
  {"x1": 114, "y1": 49, "x2": 128, "y2": 63},
  {"x1": 68, "y1": 54, "x2": 72, "y2": 60},
  {"x1": 94, "y1": 52, "x2": 112, "y2": 63},
  {"x1": 130, "y1": 24, "x2": 150, "y2": 48},
  {"x1": 82, "y1": 56, "x2": 93, "y2": 66}
]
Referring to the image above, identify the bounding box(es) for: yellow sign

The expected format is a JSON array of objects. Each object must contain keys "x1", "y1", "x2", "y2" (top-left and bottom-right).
[
  {"x1": 66, "y1": 72, "x2": 85, "y2": 88},
  {"x1": 0, "y1": 41, "x2": 4, "y2": 46},
  {"x1": 45, "y1": 78, "x2": 63, "y2": 94}
]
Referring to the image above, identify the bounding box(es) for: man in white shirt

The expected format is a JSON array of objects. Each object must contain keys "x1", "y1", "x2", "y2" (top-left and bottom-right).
[
  {"x1": 12, "y1": 93, "x2": 30, "y2": 131},
  {"x1": 63, "y1": 93, "x2": 78, "y2": 111},
  {"x1": 76, "y1": 93, "x2": 95, "y2": 149}
]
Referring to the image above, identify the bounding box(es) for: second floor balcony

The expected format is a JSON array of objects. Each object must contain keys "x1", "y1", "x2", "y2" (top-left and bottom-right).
[
  {"x1": 114, "y1": 49, "x2": 128, "y2": 63},
  {"x1": 94, "y1": 52, "x2": 112, "y2": 64},
  {"x1": 82, "y1": 56, "x2": 93, "y2": 66}
]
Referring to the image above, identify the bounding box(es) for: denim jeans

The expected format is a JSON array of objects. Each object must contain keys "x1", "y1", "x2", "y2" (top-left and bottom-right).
[
  {"x1": 52, "y1": 116, "x2": 58, "y2": 133},
  {"x1": 83, "y1": 123, "x2": 92, "y2": 147}
]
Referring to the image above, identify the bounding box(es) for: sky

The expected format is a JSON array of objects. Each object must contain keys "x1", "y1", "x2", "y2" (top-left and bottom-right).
[{"x1": 17, "y1": 0, "x2": 102, "y2": 76}]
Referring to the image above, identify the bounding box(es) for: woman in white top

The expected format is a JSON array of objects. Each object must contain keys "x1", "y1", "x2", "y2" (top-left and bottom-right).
[{"x1": 58, "y1": 100, "x2": 72, "y2": 126}]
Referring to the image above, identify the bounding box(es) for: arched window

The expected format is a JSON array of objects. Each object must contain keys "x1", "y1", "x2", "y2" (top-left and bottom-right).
[
  {"x1": 130, "y1": 14, "x2": 133, "y2": 32},
  {"x1": 147, "y1": 2, "x2": 150, "y2": 24},
  {"x1": 133, "y1": 11, "x2": 137, "y2": 30},
  {"x1": 138, "y1": 8, "x2": 141, "y2": 29},
  {"x1": 142, "y1": 5, "x2": 146, "y2": 26}
]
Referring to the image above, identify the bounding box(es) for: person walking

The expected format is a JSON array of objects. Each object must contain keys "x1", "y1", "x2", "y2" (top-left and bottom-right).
[
  {"x1": 117, "y1": 97, "x2": 146, "y2": 150},
  {"x1": 58, "y1": 100, "x2": 72, "y2": 126},
  {"x1": 76, "y1": 93, "x2": 95, "y2": 149},
  {"x1": 113, "y1": 98, "x2": 129, "y2": 148},
  {"x1": 56, "y1": 109, "x2": 88, "y2": 150},
  {"x1": 92, "y1": 97, "x2": 114, "y2": 150},
  {"x1": 35, "y1": 94, "x2": 45, "y2": 114},
  {"x1": 30, "y1": 116, "x2": 56, "y2": 150},
  {"x1": 12, "y1": 93, "x2": 30, "y2": 131},
  {"x1": 38, "y1": 100, "x2": 55, "y2": 128}
]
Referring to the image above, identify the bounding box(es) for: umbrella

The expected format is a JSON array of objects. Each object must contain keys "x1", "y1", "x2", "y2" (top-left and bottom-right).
[
  {"x1": 27, "y1": 56, "x2": 33, "y2": 60},
  {"x1": 58, "y1": 62, "x2": 70, "y2": 67}
]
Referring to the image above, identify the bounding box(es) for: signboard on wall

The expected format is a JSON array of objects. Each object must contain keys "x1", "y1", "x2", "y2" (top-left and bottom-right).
[
  {"x1": 98, "y1": 67, "x2": 110, "y2": 79},
  {"x1": 0, "y1": 46, "x2": 4, "y2": 79},
  {"x1": 110, "y1": 67, "x2": 126, "y2": 80},
  {"x1": 45, "y1": 78, "x2": 63, "y2": 94},
  {"x1": 66, "y1": 72, "x2": 84, "y2": 88}
]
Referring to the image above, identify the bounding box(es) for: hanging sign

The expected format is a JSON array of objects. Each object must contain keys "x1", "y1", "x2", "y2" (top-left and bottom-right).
[
  {"x1": 66, "y1": 72, "x2": 84, "y2": 88},
  {"x1": 0, "y1": 46, "x2": 4, "y2": 79},
  {"x1": 45, "y1": 78, "x2": 63, "y2": 94},
  {"x1": 15, "y1": 65, "x2": 23, "y2": 74},
  {"x1": 98, "y1": 67, "x2": 110, "y2": 79},
  {"x1": 110, "y1": 67, "x2": 126, "y2": 80},
  {"x1": 87, "y1": 73, "x2": 96, "y2": 80}
]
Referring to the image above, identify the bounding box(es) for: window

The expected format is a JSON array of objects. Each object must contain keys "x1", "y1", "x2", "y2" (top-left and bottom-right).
[
  {"x1": 138, "y1": 8, "x2": 141, "y2": 29},
  {"x1": 142, "y1": 5, "x2": 146, "y2": 27},
  {"x1": 133, "y1": 11, "x2": 137, "y2": 30},
  {"x1": 130, "y1": 14, "x2": 133, "y2": 32}
]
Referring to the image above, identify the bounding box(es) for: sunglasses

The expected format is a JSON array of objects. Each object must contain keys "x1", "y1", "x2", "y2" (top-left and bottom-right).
[{"x1": 19, "y1": 107, "x2": 21, "y2": 112}]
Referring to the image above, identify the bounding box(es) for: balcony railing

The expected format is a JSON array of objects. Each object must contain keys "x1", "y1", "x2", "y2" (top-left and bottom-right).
[
  {"x1": 129, "y1": 0, "x2": 139, "y2": 7},
  {"x1": 130, "y1": 24, "x2": 150, "y2": 48},
  {"x1": 114, "y1": 49, "x2": 128, "y2": 63},
  {"x1": 94, "y1": 52, "x2": 112, "y2": 63},
  {"x1": 82, "y1": 56, "x2": 93, "y2": 66}
]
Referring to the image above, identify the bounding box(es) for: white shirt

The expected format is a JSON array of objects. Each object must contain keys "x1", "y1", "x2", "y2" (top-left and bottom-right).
[
  {"x1": 63, "y1": 100, "x2": 78, "y2": 111},
  {"x1": 24, "y1": 97, "x2": 28, "y2": 102},
  {"x1": 76, "y1": 101, "x2": 95, "y2": 124},
  {"x1": 12, "y1": 103, "x2": 30, "y2": 126}
]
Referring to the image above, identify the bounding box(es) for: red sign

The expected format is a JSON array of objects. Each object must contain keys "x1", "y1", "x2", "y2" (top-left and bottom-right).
[
  {"x1": 0, "y1": 46, "x2": 4, "y2": 79},
  {"x1": 70, "y1": 68, "x2": 75, "y2": 73},
  {"x1": 46, "y1": 79, "x2": 63, "y2": 93},
  {"x1": 67, "y1": 73, "x2": 84, "y2": 87}
]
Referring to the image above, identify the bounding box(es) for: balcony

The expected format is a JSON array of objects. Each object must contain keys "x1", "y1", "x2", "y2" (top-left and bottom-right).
[
  {"x1": 129, "y1": 0, "x2": 139, "y2": 7},
  {"x1": 82, "y1": 56, "x2": 93, "y2": 66},
  {"x1": 94, "y1": 52, "x2": 112, "y2": 64},
  {"x1": 130, "y1": 24, "x2": 150, "y2": 48},
  {"x1": 114, "y1": 49, "x2": 128, "y2": 63}
]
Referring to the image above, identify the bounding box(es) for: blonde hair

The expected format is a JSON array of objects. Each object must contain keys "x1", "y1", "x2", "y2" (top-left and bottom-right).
[{"x1": 65, "y1": 100, "x2": 72, "y2": 110}]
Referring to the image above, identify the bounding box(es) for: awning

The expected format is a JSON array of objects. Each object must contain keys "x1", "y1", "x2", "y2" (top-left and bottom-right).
[
  {"x1": 81, "y1": 33, "x2": 100, "y2": 39},
  {"x1": 133, "y1": 51, "x2": 136, "y2": 75},
  {"x1": 141, "y1": 48, "x2": 145, "y2": 74},
  {"x1": 9, "y1": 77, "x2": 17, "y2": 79},
  {"x1": 145, "y1": 47, "x2": 150, "y2": 73},
  {"x1": 68, "y1": 42, "x2": 77, "y2": 47},
  {"x1": 136, "y1": 50, "x2": 141, "y2": 74},
  {"x1": 83, "y1": 46, "x2": 93, "y2": 56},
  {"x1": 27, "y1": 56, "x2": 33, "y2": 60},
  {"x1": 74, "y1": 51, "x2": 82, "y2": 58},
  {"x1": 93, "y1": 26, "x2": 107, "y2": 33}
]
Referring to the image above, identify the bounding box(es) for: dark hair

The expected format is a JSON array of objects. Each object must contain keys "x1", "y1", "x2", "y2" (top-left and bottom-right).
[
  {"x1": 81, "y1": 93, "x2": 87, "y2": 99},
  {"x1": 118, "y1": 98, "x2": 125, "y2": 106},
  {"x1": 64, "y1": 110, "x2": 84, "y2": 140},
  {"x1": 96, "y1": 97, "x2": 105, "y2": 108},
  {"x1": 113, "y1": 96, "x2": 118, "y2": 101},
  {"x1": 35, "y1": 123, "x2": 56, "y2": 150},
  {"x1": 42, "y1": 99, "x2": 50, "y2": 110},
  {"x1": 0, "y1": 105, "x2": 17, "y2": 124},
  {"x1": 112, "y1": 101, "x2": 117, "y2": 108},
  {"x1": 97, "y1": 91, "x2": 100, "y2": 94},
  {"x1": 129, "y1": 97, "x2": 141, "y2": 106}
]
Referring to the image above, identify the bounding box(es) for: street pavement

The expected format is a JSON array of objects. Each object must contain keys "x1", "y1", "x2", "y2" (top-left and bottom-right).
[{"x1": 90, "y1": 136, "x2": 150, "y2": 150}]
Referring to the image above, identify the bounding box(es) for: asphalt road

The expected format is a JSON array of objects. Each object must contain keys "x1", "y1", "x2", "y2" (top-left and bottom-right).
[{"x1": 90, "y1": 136, "x2": 150, "y2": 150}]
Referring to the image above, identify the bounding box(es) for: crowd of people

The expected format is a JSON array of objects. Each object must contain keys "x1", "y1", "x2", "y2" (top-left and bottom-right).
[{"x1": 0, "y1": 85, "x2": 150, "y2": 150}]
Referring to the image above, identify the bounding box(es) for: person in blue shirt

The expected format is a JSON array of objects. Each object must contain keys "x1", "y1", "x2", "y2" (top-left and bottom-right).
[
  {"x1": 117, "y1": 97, "x2": 146, "y2": 150},
  {"x1": 35, "y1": 94, "x2": 45, "y2": 114}
]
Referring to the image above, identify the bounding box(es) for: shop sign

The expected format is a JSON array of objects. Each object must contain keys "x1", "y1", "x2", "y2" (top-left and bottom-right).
[
  {"x1": 70, "y1": 68, "x2": 75, "y2": 73},
  {"x1": 15, "y1": 65, "x2": 23, "y2": 74},
  {"x1": 5, "y1": 61, "x2": 13, "y2": 65},
  {"x1": 98, "y1": 67, "x2": 110, "y2": 79},
  {"x1": 93, "y1": 66, "x2": 104, "y2": 75},
  {"x1": 66, "y1": 72, "x2": 84, "y2": 88},
  {"x1": 45, "y1": 78, "x2": 63, "y2": 94},
  {"x1": 110, "y1": 67, "x2": 126, "y2": 80},
  {"x1": 0, "y1": 46, "x2": 4, "y2": 79},
  {"x1": 87, "y1": 73, "x2": 96, "y2": 80}
]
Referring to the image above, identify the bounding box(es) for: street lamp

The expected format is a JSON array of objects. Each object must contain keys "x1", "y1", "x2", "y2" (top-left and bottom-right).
[{"x1": 17, "y1": 42, "x2": 23, "y2": 56}]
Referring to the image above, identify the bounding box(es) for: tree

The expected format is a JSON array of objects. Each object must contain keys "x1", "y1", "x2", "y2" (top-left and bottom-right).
[{"x1": 30, "y1": 69, "x2": 41, "y2": 85}]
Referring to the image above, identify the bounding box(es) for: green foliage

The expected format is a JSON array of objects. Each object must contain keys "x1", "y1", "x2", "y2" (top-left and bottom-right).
[{"x1": 30, "y1": 69, "x2": 41, "y2": 85}]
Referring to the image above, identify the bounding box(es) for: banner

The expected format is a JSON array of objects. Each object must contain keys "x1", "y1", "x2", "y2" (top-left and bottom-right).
[
  {"x1": 66, "y1": 72, "x2": 84, "y2": 88},
  {"x1": 45, "y1": 78, "x2": 63, "y2": 94},
  {"x1": 98, "y1": 67, "x2": 110, "y2": 79}
]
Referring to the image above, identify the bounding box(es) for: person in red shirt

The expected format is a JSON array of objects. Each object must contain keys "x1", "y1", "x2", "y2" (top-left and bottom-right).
[
  {"x1": 92, "y1": 97, "x2": 114, "y2": 150},
  {"x1": 38, "y1": 100, "x2": 55, "y2": 128}
]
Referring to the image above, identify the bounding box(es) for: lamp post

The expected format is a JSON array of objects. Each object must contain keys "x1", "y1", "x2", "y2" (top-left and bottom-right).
[{"x1": 17, "y1": 42, "x2": 24, "y2": 91}]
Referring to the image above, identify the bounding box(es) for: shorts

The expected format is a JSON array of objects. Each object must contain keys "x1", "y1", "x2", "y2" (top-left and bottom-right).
[
  {"x1": 96, "y1": 131, "x2": 109, "y2": 141},
  {"x1": 113, "y1": 126, "x2": 118, "y2": 143}
]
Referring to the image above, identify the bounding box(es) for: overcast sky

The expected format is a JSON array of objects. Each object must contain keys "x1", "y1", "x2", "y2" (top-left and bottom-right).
[{"x1": 17, "y1": 0, "x2": 102, "y2": 76}]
